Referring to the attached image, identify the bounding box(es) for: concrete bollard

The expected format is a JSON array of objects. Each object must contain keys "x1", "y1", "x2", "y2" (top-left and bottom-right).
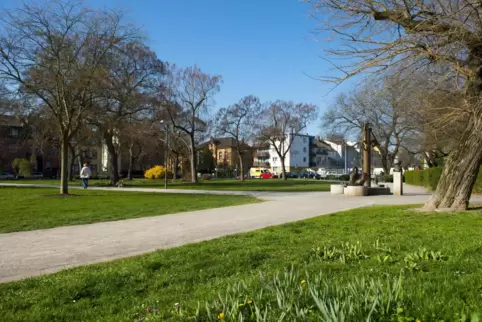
[
  {"x1": 330, "y1": 184, "x2": 345, "y2": 195},
  {"x1": 393, "y1": 172, "x2": 403, "y2": 195}
]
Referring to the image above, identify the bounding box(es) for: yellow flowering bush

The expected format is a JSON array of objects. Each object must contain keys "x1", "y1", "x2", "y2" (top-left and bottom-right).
[{"x1": 144, "y1": 165, "x2": 172, "y2": 179}]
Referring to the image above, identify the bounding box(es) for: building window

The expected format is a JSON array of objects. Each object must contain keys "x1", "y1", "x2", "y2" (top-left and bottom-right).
[
  {"x1": 9, "y1": 127, "x2": 19, "y2": 138},
  {"x1": 8, "y1": 145, "x2": 17, "y2": 153},
  {"x1": 303, "y1": 147, "x2": 306, "y2": 152},
  {"x1": 303, "y1": 137, "x2": 307, "y2": 143},
  {"x1": 218, "y1": 151, "x2": 222, "y2": 160},
  {"x1": 303, "y1": 157, "x2": 307, "y2": 162},
  {"x1": 273, "y1": 157, "x2": 278, "y2": 162}
]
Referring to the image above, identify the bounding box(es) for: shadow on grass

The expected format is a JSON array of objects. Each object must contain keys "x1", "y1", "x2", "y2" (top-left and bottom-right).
[{"x1": 40, "y1": 194, "x2": 82, "y2": 198}]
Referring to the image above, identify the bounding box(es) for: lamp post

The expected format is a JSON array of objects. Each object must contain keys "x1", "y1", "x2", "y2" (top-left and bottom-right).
[
  {"x1": 344, "y1": 140, "x2": 347, "y2": 174},
  {"x1": 160, "y1": 120, "x2": 169, "y2": 190}
]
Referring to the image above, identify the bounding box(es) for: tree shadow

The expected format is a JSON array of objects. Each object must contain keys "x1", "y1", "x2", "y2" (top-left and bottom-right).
[{"x1": 40, "y1": 194, "x2": 82, "y2": 198}]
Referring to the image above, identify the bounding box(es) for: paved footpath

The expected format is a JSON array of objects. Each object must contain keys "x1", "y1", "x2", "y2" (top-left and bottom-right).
[{"x1": 0, "y1": 183, "x2": 481, "y2": 283}]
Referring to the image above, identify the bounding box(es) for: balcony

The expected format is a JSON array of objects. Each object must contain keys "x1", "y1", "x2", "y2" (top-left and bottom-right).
[
  {"x1": 253, "y1": 161, "x2": 270, "y2": 167},
  {"x1": 255, "y1": 151, "x2": 270, "y2": 159}
]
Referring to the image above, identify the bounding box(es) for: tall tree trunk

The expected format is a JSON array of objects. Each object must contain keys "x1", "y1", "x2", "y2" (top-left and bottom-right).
[
  {"x1": 423, "y1": 67, "x2": 482, "y2": 211},
  {"x1": 381, "y1": 155, "x2": 390, "y2": 174},
  {"x1": 423, "y1": 128, "x2": 482, "y2": 211},
  {"x1": 280, "y1": 156, "x2": 287, "y2": 181},
  {"x1": 188, "y1": 136, "x2": 197, "y2": 183},
  {"x1": 174, "y1": 153, "x2": 179, "y2": 181},
  {"x1": 60, "y1": 134, "x2": 69, "y2": 194},
  {"x1": 108, "y1": 148, "x2": 119, "y2": 185},
  {"x1": 238, "y1": 153, "x2": 244, "y2": 181},
  {"x1": 190, "y1": 148, "x2": 197, "y2": 183},
  {"x1": 127, "y1": 143, "x2": 134, "y2": 180},
  {"x1": 68, "y1": 144, "x2": 76, "y2": 181},
  {"x1": 104, "y1": 132, "x2": 119, "y2": 185}
]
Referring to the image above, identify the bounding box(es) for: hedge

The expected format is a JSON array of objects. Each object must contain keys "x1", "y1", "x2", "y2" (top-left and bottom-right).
[{"x1": 405, "y1": 166, "x2": 482, "y2": 193}]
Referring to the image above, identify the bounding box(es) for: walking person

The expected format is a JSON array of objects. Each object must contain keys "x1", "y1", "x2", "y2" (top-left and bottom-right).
[{"x1": 80, "y1": 163, "x2": 92, "y2": 189}]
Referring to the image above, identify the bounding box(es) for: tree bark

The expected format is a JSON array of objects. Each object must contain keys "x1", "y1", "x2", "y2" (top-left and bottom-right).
[
  {"x1": 189, "y1": 135, "x2": 198, "y2": 183},
  {"x1": 423, "y1": 127, "x2": 482, "y2": 211},
  {"x1": 104, "y1": 132, "x2": 119, "y2": 185},
  {"x1": 280, "y1": 156, "x2": 287, "y2": 181},
  {"x1": 127, "y1": 142, "x2": 133, "y2": 180},
  {"x1": 173, "y1": 153, "x2": 179, "y2": 180},
  {"x1": 60, "y1": 134, "x2": 69, "y2": 194},
  {"x1": 238, "y1": 153, "x2": 244, "y2": 181},
  {"x1": 424, "y1": 60, "x2": 482, "y2": 211},
  {"x1": 68, "y1": 144, "x2": 76, "y2": 181}
]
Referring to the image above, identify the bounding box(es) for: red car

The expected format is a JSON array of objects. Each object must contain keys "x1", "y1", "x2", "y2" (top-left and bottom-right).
[{"x1": 259, "y1": 169, "x2": 275, "y2": 179}]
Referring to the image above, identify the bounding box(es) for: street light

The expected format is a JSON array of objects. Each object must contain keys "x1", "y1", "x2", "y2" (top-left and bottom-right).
[{"x1": 160, "y1": 120, "x2": 169, "y2": 190}]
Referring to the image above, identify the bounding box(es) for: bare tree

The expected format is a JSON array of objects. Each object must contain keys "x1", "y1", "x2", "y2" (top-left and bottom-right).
[
  {"x1": 120, "y1": 119, "x2": 157, "y2": 180},
  {"x1": 257, "y1": 100, "x2": 318, "y2": 180},
  {"x1": 308, "y1": 0, "x2": 482, "y2": 210},
  {"x1": 323, "y1": 78, "x2": 416, "y2": 173},
  {"x1": 215, "y1": 95, "x2": 260, "y2": 181},
  {"x1": 0, "y1": 0, "x2": 136, "y2": 194},
  {"x1": 160, "y1": 65, "x2": 222, "y2": 183},
  {"x1": 92, "y1": 41, "x2": 164, "y2": 185}
]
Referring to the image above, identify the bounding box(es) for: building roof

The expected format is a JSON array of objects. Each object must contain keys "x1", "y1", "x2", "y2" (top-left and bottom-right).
[
  {"x1": 199, "y1": 137, "x2": 252, "y2": 149},
  {"x1": 0, "y1": 114, "x2": 24, "y2": 127}
]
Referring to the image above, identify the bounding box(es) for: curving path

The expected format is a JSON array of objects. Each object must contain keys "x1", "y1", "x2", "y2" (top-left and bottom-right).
[{"x1": 0, "y1": 183, "x2": 480, "y2": 283}]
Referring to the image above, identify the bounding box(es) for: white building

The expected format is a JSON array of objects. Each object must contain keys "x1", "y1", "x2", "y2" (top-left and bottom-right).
[
  {"x1": 322, "y1": 140, "x2": 360, "y2": 173},
  {"x1": 269, "y1": 134, "x2": 310, "y2": 174}
]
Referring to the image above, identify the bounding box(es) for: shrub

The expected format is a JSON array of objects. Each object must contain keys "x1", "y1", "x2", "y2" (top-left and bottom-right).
[
  {"x1": 405, "y1": 166, "x2": 482, "y2": 192},
  {"x1": 325, "y1": 174, "x2": 339, "y2": 180},
  {"x1": 474, "y1": 169, "x2": 482, "y2": 194},
  {"x1": 11, "y1": 158, "x2": 32, "y2": 176},
  {"x1": 426, "y1": 167, "x2": 443, "y2": 190},
  {"x1": 382, "y1": 174, "x2": 393, "y2": 182},
  {"x1": 339, "y1": 174, "x2": 350, "y2": 181},
  {"x1": 201, "y1": 173, "x2": 212, "y2": 181},
  {"x1": 144, "y1": 165, "x2": 172, "y2": 179}
]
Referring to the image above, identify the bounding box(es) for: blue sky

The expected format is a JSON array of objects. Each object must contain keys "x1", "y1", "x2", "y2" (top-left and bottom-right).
[{"x1": 1, "y1": 0, "x2": 354, "y2": 135}]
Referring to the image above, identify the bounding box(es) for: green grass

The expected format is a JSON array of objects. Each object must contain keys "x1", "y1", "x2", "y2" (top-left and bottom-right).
[
  {"x1": 0, "y1": 187, "x2": 259, "y2": 233},
  {"x1": 2, "y1": 205, "x2": 482, "y2": 320},
  {"x1": 0, "y1": 178, "x2": 332, "y2": 191}
]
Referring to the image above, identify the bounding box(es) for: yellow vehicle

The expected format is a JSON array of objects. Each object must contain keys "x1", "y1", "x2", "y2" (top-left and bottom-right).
[{"x1": 249, "y1": 167, "x2": 274, "y2": 179}]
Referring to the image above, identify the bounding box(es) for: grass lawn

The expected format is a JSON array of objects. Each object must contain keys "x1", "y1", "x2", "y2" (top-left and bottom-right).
[
  {"x1": 0, "y1": 178, "x2": 332, "y2": 191},
  {"x1": 0, "y1": 187, "x2": 259, "y2": 233},
  {"x1": 2, "y1": 206, "x2": 482, "y2": 321}
]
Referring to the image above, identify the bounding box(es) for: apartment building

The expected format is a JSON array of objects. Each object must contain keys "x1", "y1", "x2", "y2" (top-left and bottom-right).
[
  {"x1": 199, "y1": 137, "x2": 253, "y2": 170},
  {"x1": 0, "y1": 115, "x2": 59, "y2": 175},
  {"x1": 269, "y1": 133, "x2": 310, "y2": 174}
]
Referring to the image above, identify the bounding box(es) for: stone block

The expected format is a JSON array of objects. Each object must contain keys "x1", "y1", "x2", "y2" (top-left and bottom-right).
[
  {"x1": 344, "y1": 185, "x2": 368, "y2": 196},
  {"x1": 330, "y1": 184, "x2": 345, "y2": 195}
]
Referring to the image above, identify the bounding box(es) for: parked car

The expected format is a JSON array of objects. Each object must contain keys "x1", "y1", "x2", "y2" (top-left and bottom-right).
[
  {"x1": 279, "y1": 172, "x2": 297, "y2": 179},
  {"x1": 26, "y1": 172, "x2": 44, "y2": 179},
  {"x1": 249, "y1": 167, "x2": 275, "y2": 179},
  {"x1": 259, "y1": 169, "x2": 275, "y2": 179},
  {"x1": 299, "y1": 171, "x2": 321, "y2": 179},
  {"x1": 0, "y1": 172, "x2": 15, "y2": 180}
]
